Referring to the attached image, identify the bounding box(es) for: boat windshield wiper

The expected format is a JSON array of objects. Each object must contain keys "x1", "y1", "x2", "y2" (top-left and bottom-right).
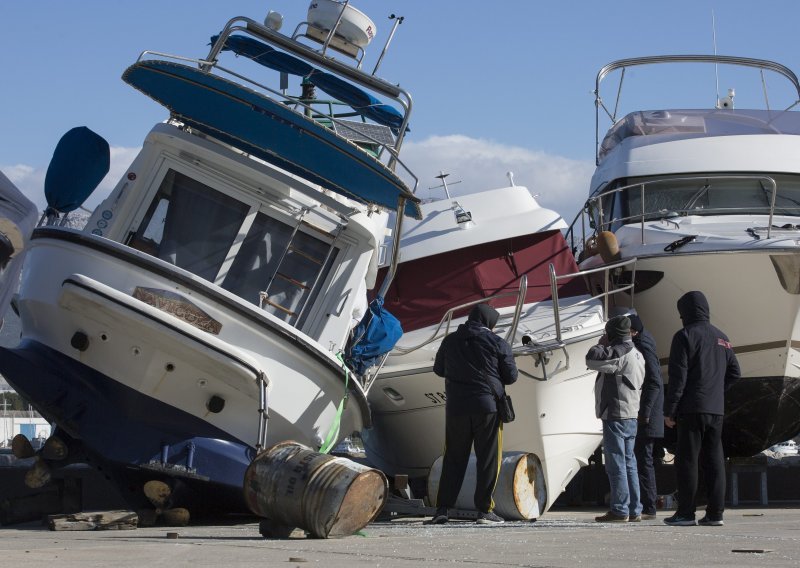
[{"x1": 684, "y1": 183, "x2": 710, "y2": 210}]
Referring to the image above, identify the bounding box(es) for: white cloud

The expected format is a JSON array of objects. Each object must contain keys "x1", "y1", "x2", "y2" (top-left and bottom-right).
[
  {"x1": 2, "y1": 136, "x2": 595, "y2": 227},
  {"x1": 0, "y1": 146, "x2": 141, "y2": 213},
  {"x1": 399, "y1": 135, "x2": 594, "y2": 223}
]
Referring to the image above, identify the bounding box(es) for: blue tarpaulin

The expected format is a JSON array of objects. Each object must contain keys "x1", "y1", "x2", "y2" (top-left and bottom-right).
[{"x1": 345, "y1": 296, "x2": 403, "y2": 375}]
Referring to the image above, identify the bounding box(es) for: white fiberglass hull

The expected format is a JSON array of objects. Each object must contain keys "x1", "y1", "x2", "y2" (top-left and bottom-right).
[
  {"x1": 0, "y1": 230, "x2": 367, "y2": 507},
  {"x1": 607, "y1": 248, "x2": 800, "y2": 454},
  {"x1": 363, "y1": 301, "x2": 604, "y2": 513}
]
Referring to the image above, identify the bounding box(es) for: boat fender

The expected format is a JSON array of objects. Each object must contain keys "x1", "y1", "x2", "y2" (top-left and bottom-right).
[{"x1": 596, "y1": 231, "x2": 620, "y2": 263}]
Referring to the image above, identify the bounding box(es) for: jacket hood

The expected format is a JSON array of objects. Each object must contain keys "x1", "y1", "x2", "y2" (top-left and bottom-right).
[
  {"x1": 677, "y1": 291, "x2": 710, "y2": 325},
  {"x1": 468, "y1": 304, "x2": 499, "y2": 329}
]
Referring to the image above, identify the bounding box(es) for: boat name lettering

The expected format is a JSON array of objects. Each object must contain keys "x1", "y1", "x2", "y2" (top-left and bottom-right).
[{"x1": 133, "y1": 287, "x2": 222, "y2": 335}]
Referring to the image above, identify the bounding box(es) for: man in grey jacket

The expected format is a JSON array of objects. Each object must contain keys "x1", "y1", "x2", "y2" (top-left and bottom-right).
[{"x1": 586, "y1": 315, "x2": 646, "y2": 522}]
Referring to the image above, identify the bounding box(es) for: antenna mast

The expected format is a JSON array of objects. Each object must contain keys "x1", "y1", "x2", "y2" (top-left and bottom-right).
[{"x1": 712, "y1": 10, "x2": 720, "y2": 105}]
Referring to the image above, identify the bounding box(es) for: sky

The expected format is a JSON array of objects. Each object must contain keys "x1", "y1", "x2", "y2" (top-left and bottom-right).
[{"x1": 3, "y1": 0, "x2": 800, "y2": 223}]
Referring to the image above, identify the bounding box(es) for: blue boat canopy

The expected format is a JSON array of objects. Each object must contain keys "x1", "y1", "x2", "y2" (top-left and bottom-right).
[
  {"x1": 210, "y1": 34, "x2": 406, "y2": 132},
  {"x1": 123, "y1": 60, "x2": 421, "y2": 218}
]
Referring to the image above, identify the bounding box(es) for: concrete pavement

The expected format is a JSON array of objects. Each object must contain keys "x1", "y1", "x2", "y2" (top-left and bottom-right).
[{"x1": 0, "y1": 506, "x2": 798, "y2": 567}]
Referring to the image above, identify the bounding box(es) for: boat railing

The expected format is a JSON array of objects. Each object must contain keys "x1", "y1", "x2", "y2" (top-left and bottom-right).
[
  {"x1": 380, "y1": 255, "x2": 637, "y2": 360},
  {"x1": 594, "y1": 55, "x2": 800, "y2": 165},
  {"x1": 565, "y1": 174, "x2": 789, "y2": 255},
  {"x1": 360, "y1": 256, "x2": 638, "y2": 389},
  {"x1": 389, "y1": 275, "x2": 530, "y2": 359},
  {"x1": 136, "y1": 16, "x2": 418, "y2": 191}
]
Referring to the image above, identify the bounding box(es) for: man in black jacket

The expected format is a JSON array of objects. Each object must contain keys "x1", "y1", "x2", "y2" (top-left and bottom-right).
[
  {"x1": 430, "y1": 304, "x2": 518, "y2": 525},
  {"x1": 629, "y1": 313, "x2": 664, "y2": 521},
  {"x1": 663, "y1": 291, "x2": 740, "y2": 527}
]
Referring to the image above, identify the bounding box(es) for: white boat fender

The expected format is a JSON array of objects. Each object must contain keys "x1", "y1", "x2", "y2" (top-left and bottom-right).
[{"x1": 596, "y1": 231, "x2": 620, "y2": 263}]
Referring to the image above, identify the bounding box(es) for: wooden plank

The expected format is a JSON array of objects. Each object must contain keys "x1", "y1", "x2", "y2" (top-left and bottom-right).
[{"x1": 48, "y1": 510, "x2": 138, "y2": 531}]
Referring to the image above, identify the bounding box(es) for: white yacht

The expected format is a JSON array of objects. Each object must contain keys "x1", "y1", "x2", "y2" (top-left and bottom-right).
[
  {"x1": 0, "y1": 2, "x2": 420, "y2": 512},
  {"x1": 362, "y1": 179, "x2": 635, "y2": 514},
  {"x1": 567, "y1": 55, "x2": 800, "y2": 456}
]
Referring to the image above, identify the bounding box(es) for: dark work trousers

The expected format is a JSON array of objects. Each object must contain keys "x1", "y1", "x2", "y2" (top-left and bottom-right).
[
  {"x1": 634, "y1": 433, "x2": 659, "y2": 515},
  {"x1": 436, "y1": 412, "x2": 502, "y2": 513},
  {"x1": 675, "y1": 413, "x2": 725, "y2": 519}
]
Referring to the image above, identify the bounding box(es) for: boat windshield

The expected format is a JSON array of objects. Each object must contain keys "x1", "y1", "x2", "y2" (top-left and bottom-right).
[
  {"x1": 127, "y1": 169, "x2": 337, "y2": 325},
  {"x1": 598, "y1": 173, "x2": 800, "y2": 230}
]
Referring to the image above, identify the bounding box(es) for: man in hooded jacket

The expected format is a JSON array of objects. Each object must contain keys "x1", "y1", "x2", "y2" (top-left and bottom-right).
[
  {"x1": 430, "y1": 304, "x2": 518, "y2": 525},
  {"x1": 629, "y1": 313, "x2": 664, "y2": 521},
  {"x1": 664, "y1": 291, "x2": 740, "y2": 527}
]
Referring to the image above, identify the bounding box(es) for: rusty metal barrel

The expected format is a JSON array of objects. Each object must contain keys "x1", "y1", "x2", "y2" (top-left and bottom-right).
[
  {"x1": 243, "y1": 441, "x2": 388, "y2": 538},
  {"x1": 427, "y1": 452, "x2": 547, "y2": 520}
]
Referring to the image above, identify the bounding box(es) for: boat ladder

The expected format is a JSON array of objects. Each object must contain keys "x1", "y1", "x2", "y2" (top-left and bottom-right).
[{"x1": 259, "y1": 208, "x2": 342, "y2": 324}]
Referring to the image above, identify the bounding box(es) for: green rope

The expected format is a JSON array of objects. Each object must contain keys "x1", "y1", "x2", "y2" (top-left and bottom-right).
[{"x1": 319, "y1": 352, "x2": 350, "y2": 454}]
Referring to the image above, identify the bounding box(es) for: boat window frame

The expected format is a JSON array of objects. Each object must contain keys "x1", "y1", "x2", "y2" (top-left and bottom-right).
[{"x1": 122, "y1": 153, "x2": 351, "y2": 331}]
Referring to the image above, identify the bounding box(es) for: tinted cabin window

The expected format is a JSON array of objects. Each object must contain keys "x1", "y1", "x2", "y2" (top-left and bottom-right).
[
  {"x1": 129, "y1": 169, "x2": 249, "y2": 281},
  {"x1": 221, "y1": 212, "x2": 337, "y2": 324}
]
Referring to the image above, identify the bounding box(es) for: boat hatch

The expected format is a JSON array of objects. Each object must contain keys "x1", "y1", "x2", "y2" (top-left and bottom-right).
[{"x1": 126, "y1": 169, "x2": 340, "y2": 327}]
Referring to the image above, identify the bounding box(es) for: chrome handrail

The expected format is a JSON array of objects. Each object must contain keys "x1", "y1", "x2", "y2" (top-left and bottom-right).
[
  {"x1": 549, "y1": 257, "x2": 638, "y2": 346},
  {"x1": 392, "y1": 276, "x2": 529, "y2": 356},
  {"x1": 389, "y1": 257, "x2": 638, "y2": 360},
  {"x1": 565, "y1": 174, "x2": 784, "y2": 254},
  {"x1": 595, "y1": 55, "x2": 800, "y2": 165},
  {"x1": 505, "y1": 275, "x2": 527, "y2": 343}
]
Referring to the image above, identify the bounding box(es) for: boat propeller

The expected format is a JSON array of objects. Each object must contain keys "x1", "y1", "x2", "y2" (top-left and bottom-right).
[
  {"x1": 139, "y1": 480, "x2": 190, "y2": 527},
  {"x1": 11, "y1": 433, "x2": 69, "y2": 489}
]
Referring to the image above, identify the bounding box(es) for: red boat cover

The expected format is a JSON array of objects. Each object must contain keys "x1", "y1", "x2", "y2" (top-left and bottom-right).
[{"x1": 375, "y1": 230, "x2": 588, "y2": 332}]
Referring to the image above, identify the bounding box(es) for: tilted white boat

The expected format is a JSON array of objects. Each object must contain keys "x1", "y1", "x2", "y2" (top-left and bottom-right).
[
  {"x1": 361, "y1": 179, "x2": 636, "y2": 513},
  {"x1": 567, "y1": 55, "x2": 800, "y2": 456},
  {"x1": 0, "y1": 3, "x2": 421, "y2": 512}
]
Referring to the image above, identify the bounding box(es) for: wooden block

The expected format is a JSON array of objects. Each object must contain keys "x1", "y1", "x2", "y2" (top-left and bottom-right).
[{"x1": 48, "y1": 510, "x2": 139, "y2": 531}]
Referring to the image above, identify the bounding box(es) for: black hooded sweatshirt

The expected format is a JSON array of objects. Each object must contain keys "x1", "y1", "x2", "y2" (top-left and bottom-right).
[
  {"x1": 433, "y1": 304, "x2": 518, "y2": 416},
  {"x1": 665, "y1": 291, "x2": 740, "y2": 417}
]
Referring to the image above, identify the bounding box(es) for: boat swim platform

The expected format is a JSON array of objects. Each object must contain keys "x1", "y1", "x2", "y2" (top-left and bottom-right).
[{"x1": 0, "y1": 505, "x2": 798, "y2": 566}]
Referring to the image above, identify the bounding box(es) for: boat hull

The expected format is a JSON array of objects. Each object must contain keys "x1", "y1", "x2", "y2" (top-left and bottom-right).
[
  {"x1": 0, "y1": 339, "x2": 252, "y2": 511},
  {"x1": 616, "y1": 249, "x2": 800, "y2": 455},
  {"x1": 0, "y1": 229, "x2": 368, "y2": 508},
  {"x1": 363, "y1": 331, "x2": 602, "y2": 512}
]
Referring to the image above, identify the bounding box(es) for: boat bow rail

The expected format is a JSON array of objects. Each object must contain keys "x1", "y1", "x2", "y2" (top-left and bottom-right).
[
  {"x1": 564, "y1": 173, "x2": 800, "y2": 255},
  {"x1": 370, "y1": 257, "x2": 639, "y2": 385}
]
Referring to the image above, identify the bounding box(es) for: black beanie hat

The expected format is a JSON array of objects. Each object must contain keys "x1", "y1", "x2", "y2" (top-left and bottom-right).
[
  {"x1": 628, "y1": 314, "x2": 644, "y2": 333},
  {"x1": 605, "y1": 315, "x2": 631, "y2": 341}
]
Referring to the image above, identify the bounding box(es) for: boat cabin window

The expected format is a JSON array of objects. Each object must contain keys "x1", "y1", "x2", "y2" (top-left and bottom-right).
[
  {"x1": 128, "y1": 169, "x2": 250, "y2": 281},
  {"x1": 128, "y1": 168, "x2": 339, "y2": 325},
  {"x1": 220, "y1": 212, "x2": 338, "y2": 325},
  {"x1": 602, "y1": 173, "x2": 800, "y2": 228}
]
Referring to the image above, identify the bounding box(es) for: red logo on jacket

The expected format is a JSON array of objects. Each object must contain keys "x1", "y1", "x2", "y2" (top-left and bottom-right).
[{"x1": 717, "y1": 338, "x2": 732, "y2": 349}]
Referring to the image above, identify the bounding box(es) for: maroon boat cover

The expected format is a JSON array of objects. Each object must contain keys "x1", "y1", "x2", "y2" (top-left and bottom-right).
[{"x1": 375, "y1": 230, "x2": 588, "y2": 332}]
